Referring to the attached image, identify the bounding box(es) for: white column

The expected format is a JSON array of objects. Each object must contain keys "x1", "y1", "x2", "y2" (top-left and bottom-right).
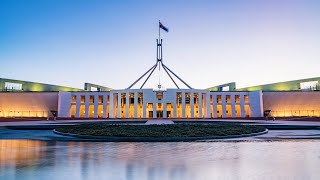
[
  {"x1": 75, "y1": 95, "x2": 80, "y2": 118},
  {"x1": 103, "y1": 95, "x2": 107, "y2": 118},
  {"x1": 134, "y1": 92, "x2": 138, "y2": 118},
  {"x1": 231, "y1": 95, "x2": 236, "y2": 118},
  {"x1": 182, "y1": 92, "x2": 186, "y2": 118},
  {"x1": 240, "y1": 94, "x2": 245, "y2": 118},
  {"x1": 199, "y1": 93, "x2": 203, "y2": 118},
  {"x1": 153, "y1": 103, "x2": 156, "y2": 118},
  {"x1": 173, "y1": 102, "x2": 177, "y2": 118},
  {"x1": 84, "y1": 95, "x2": 89, "y2": 118},
  {"x1": 212, "y1": 94, "x2": 217, "y2": 118},
  {"x1": 206, "y1": 93, "x2": 210, "y2": 118},
  {"x1": 249, "y1": 90, "x2": 263, "y2": 117},
  {"x1": 125, "y1": 92, "x2": 129, "y2": 118},
  {"x1": 118, "y1": 93, "x2": 121, "y2": 118},
  {"x1": 109, "y1": 93, "x2": 114, "y2": 118},
  {"x1": 222, "y1": 94, "x2": 226, "y2": 118},
  {"x1": 94, "y1": 95, "x2": 98, "y2": 118},
  {"x1": 143, "y1": 100, "x2": 147, "y2": 118},
  {"x1": 163, "y1": 102, "x2": 167, "y2": 118},
  {"x1": 57, "y1": 92, "x2": 72, "y2": 118},
  {"x1": 190, "y1": 92, "x2": 194, "y2": 118}
]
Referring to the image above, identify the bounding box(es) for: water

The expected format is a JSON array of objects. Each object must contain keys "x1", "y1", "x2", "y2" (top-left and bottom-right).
[{"x1": 0, "y1": 140, "x2": 320, "y2": 180}]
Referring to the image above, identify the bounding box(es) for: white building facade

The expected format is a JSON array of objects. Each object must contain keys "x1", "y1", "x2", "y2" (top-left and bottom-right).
[{"x1": 58, "y1": 89, "x2": 263, "y2": 118}]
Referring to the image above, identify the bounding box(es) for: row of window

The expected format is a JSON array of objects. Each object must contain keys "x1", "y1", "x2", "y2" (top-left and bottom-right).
[
  {"x1": 72, "y1": 95, "x2": 110, "y2": 104},
  {"x1": 72, "y1": 94, "x2": 250, "y2": 104},
  {"x1": 210, "y1": 95, "x2": 249, "y2": 103}
]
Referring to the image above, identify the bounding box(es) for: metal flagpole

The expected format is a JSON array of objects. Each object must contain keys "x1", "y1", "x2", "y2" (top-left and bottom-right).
[
  {"x1": 158, "y1": 21, "x2": 161, "y2": 86},
  {"x1": 162, "y1": 64, "x2": 193, "y2": 89},
  {"x1": 126, "y1": 21, "x2": 193, "y2": 89},
  {"x1": 126, "y1": 64, "x2": 157, "y2": 89},
  {"x1": 140, "y1": 64, "x2": 158, "y2": 89},
  {"x1": 161, "y1": 63, "x2": 180, "y2": 89},
  {"x1": 159, "y1": 20, "x2": 161, "y2": 41}
]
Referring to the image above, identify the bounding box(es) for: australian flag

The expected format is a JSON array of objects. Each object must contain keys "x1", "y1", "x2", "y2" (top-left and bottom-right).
[{"x1": 159, "y1": 22, "x2": 169, "y2": 32}]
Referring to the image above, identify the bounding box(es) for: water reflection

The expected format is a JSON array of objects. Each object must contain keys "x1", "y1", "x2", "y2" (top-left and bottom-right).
[
  {"x1": 0, "y1": 140, "x2": 49, "y2": 168},
  {"x1": 0, "y1": 140, "x2": 320, "y2": 180}
]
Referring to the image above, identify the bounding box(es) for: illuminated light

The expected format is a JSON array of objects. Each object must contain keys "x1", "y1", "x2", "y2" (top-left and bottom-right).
[{"x1": 300, "y1": 81, "x2": 319, "y2": 90}]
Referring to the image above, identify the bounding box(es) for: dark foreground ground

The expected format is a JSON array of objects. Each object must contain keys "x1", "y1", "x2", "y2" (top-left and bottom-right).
[{"x1": 0, "y1": 118, "x2": 319, "y2": 141}]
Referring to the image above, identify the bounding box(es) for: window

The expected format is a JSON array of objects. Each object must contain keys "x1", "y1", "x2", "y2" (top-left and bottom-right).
[
  {"x1": 185, "y1": 93, "x2": 190, "y2": 104},
  {"x1": 98, "y1": 96, "x2": 103, "y2": 103},
  {"x1": 176, "y1": 92, "x2": 182, "y2": 104},
  {"x1": 80, "y1": 96, "x2": 85, "y2": 103},
  {"x1": 121, "y1": 93, "x2": 126, "y2": 105},
  {"x1": 138, "y1": 92, "x2": 143, "y2": 104},
  {"x1": 71, "y1": 96, "x2": 77, "y2": 103},
  {"x1": 194, "y1": 93, "x2": 199, "y2": 104},
  {"x1": 300, "y1": 81, "x2": 319, "y2": 90},
  {"x1": 235, "y1": 95, "x2": 240, "y2": 103},
  {"x1": 226, "y1": 95, "x2": 231, "y2": 103},
  {"x1": 202, "y1": 93, "x2": 206, "y2": 106},
  {"x1": 113, "y1": 93, "x2": 118, "y2": 107},
  {"x1": 90, "y1": 87, "x2": 98, "y2": 91},
  {"x1": 4, "y1": 82, "x2": 22, "y2": 91},
  {"x1": 90, "y1": 96, "x2": 94, "y2": 103},
  {"x1": 222, "y1": 86, "x2": 229, "y2": 91},
  {"x1": 244, "y1": 95, "x2": 249, "y2": 103},
  {"x1": 216, "y1": 95, "x2": 222, "y2": 103},
  {"x1": 156, "y1": 92, "x2": 163, "y2": 101},
  {"x1": 130, "y1": 93, "x2": 134, "y2": 104}
]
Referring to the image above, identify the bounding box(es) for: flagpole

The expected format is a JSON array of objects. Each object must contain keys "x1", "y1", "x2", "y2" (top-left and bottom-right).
[
  {"x1": 158, "y1": 20, "x2": 161, "y2": 84},
  {"x1": 159, "y1": 20, "x2": 161, "y2": 41},
  {"x1": 127, "y1": 21, "x2": 193, "y2": 89}
]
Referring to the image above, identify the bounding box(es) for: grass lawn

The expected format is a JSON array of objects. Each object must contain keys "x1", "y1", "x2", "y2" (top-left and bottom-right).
[{"x1": 56, "y1": 122, "x2": 265, "y2": 137}]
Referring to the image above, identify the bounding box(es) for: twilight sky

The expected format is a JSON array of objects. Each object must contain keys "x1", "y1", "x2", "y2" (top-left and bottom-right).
[{"x1": 1, "y1": 0, "x2": 319, "y2": 90}]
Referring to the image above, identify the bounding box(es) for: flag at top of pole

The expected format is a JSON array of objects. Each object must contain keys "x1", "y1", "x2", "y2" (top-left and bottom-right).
[{"x1": 159, "y1": 21, "x2": 169, "y2": 32}]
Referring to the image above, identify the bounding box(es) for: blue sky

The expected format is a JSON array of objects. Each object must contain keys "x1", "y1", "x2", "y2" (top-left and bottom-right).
[{"x1": 1, "y1": 0, "x2": 319, "y2": 89}]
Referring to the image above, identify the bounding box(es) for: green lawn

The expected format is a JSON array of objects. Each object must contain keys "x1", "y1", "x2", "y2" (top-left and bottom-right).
[{"x1": 56, "y1": 122, "x2": 265, "y2": 137}]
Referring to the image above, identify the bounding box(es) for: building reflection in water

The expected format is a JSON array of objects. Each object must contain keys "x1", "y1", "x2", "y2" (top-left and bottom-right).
[
  {"x1": 1, "y1": 140, "x2": 320, "y2": 180},
  {"x1": 0, "y1": 140, "x2": 46, "y2": 167},
  {"x1": 0, "y1": 140, "x2": 189, "y2": 179}
]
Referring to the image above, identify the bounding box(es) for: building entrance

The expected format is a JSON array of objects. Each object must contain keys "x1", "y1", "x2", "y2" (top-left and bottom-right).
[
  {"x1": 148, "y1": 111, "x2": 153, "y2": 118},
  {"x1": 167, "y1": 111, "x2": 171, "y2": 118},
  {"x1": 157, "y1": 111, "x2": 163, "y2": 118}
]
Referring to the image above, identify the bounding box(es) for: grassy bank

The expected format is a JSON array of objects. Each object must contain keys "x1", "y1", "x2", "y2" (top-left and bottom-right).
[{"x1": 56, "y1": 122, "x2": 265, "y2": 137}]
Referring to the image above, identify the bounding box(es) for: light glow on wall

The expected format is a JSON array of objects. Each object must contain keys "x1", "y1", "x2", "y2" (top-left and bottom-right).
[
  {"x1": 4, "y1": 82, "x2": 22, "y2": 91},
  {"x1": 300, "y1": 81, "x2": 319, "y2": 90},
  {"x1": 0, "y1": 92, "x2": 58, "y2": 118}
]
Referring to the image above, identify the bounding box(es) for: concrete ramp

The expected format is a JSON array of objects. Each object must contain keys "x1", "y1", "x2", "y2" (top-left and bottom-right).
[{"x1": 145, "y1": 120, "x2": 174, "y2": 125}]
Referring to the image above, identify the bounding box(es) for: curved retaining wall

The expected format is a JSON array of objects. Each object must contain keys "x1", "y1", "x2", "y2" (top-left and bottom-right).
[{"x1": 53, "y1": 129, "x2": 268, "y2": 142}]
